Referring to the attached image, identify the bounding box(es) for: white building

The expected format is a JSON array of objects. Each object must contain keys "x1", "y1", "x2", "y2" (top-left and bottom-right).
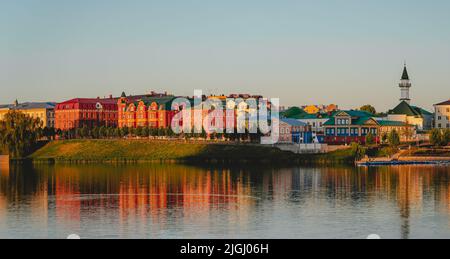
[
  {"x1": 297, "y1": 114, "x2": 331, "y2": 134},
  {"x1": 434, "y1": 100, "x2": 450, "y2": 129},
  {"x1": 387, "y1": 65, "x2": 433, "y2": 131}
]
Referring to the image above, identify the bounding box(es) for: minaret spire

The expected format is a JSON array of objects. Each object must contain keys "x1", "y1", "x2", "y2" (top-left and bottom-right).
[{"x1": 399, "y1": 63, "x2": 412, "y2": 104}]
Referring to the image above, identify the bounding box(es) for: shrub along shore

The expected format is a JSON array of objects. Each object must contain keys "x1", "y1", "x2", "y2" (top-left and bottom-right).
[{"x1": 28, "y1": 139, "x2": 356, "y2": 165}]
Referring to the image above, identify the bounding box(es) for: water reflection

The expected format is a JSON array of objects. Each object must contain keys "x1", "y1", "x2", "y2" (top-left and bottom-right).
[{"x1": 0, "y1": 162, "x2": 450, "y2": 239}]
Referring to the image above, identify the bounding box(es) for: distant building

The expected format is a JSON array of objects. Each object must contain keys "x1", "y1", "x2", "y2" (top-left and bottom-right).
[
  {"x1": 303, "y1": 105, "x2": 320, "y2": 114},
  {"x1": 399, "y1": 64, "x2": 412, "y2": 104},
  {"x1": 434, "y1": 100, "x2": 450, "y2": 129},
  {"x1": 323, "y1": 110, "x2": 415, "y2": 145},
  {"x1": 118, "y1": 93, "x2": 178, "y2": 129},
  {"x1": 301, "y1": 104, "x2": 338, "y2": 114},
  {"x1": 387, "y1": 101, "x2": 433, "y2": 131},
  {"x1": 297, "y1": 113, "x2": 332, "y2": 134},
  {"x1": 55, "y1": 96, "x2": 118, "y2": 130},
  {"x1": 279, "y1": 118, "x2": 312, "y2": 144},
  {"x1": 387, "y1": 65, "x2": 433, "y2": 131},
  {"x1": 0, "y1": 100, "x2": 56, "y2": 128}
]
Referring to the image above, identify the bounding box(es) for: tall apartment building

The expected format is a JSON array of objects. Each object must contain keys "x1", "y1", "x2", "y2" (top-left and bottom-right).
[{"x1": 434, "y1": 100, "x2": 450, "y2": 129}]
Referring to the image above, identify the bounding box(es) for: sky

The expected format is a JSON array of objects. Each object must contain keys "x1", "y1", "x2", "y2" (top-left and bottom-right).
[{"x1": 1, "y1": 0, "x2": 450, "y2": 112}]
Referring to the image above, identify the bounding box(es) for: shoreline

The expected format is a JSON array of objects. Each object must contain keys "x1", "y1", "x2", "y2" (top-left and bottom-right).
[
  {"x1": 5, "y1": 139, "x2": 448, "y2": 166},
  {"x1": 26, "y1": 139, "x2": 356, "y2": 165}
]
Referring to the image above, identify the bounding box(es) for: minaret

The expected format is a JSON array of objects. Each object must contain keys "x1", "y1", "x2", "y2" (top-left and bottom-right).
[{"x1": 399, "y1": 64, "x2": 412, "y2": 104}]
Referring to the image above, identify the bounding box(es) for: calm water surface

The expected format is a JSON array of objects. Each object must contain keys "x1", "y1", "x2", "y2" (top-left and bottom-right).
[{"x1": 1, "y1": 157, "x2": 450, "y2": 239}]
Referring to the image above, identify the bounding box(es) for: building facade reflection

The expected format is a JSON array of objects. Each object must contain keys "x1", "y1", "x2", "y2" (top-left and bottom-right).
[{"x1": 0, "y1": 163, "x2": 450, "y2": 238}]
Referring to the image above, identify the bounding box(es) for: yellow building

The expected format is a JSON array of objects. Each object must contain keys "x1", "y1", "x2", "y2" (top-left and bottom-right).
[
  {"x1": 0, "y1": 101, "x2": 56, "y2": 128},
  {"x1": 303, "y1": 105, "x2": 320, "y2": 114}
]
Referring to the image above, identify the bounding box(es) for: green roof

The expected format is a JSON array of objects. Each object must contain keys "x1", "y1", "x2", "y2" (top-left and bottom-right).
[
  {"x1": 388, "y1": 101, "x2": 422, "y2": 117},
  {"x1": 377, "y1": 120, "x2": 408, "y2": 126},
  {"x1": 323, "y1": 110, "x2": 377, "y2": 126},
  {"x1": 134, "y1": 96, "x2": 177, "y2": 110},
  {"x1": 411, "y1": 106, "x2": 433, "y2": 116},
  {"x1": 401, "y1": 66, "x2": 410, "y2": 80},
  {"x1": 282, "y1": 107, "x2": 306, "y2": 119}
]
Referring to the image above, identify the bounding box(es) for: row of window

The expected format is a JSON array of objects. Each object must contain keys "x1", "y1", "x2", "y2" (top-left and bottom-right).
[
  {"x1": 437, "y1": 116, "x2": 450, "y2": 121},
  {"x1": 436, "y1": 107, "x2": 450, "y2": 114},
  {"x1": 326, "y1": 128, "x2": 377, "y2": 136},
  {"x1": 336, "y1": 118, "x2": 350, "y2": 125},
  {"x1": 437, "y1": 124, "x2": 450, "y2": 129}
]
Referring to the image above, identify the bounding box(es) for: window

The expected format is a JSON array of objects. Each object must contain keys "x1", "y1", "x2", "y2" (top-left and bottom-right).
[
  {"x1": 438, "y1": 124, "x2": 442, "y2": 128},
  {"x1": 438, "y1": 116, "x2": 442, "y2": 120}
]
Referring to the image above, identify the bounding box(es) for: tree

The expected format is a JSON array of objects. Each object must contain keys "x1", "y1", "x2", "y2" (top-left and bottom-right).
[
  {"x1": 381, "y1": 133, "x2": 388, "y2": 144},
  {"x1": 430, "y1": 129, "x2": 442, "y2": 146},
  {"x1": 120, "y1": 126, "x2": 129, "y2": 138},
  {"x1": 443, "y1": 129, "x2": 450, "y2": 146},
  {"x1": 351, "y1": 142, "x2": 367, "y2": 161},
  {"x1": 430, "y1": 128, "x2": 450, "y2": 147},
  {"x1": 135, "y1": 127, "x2": 143, "y2": 137},
  {"x1": 388, "y1": 130, "x2": 400, "y2": 148},
  {"x1": 360, "y1": 105, "x2": 377, "y2": 115},
  {"x1": 365, "y1": 132, "x2": 376, "y2": 145},
  {"x1": 43, "y1": 127, "x2": 56, "y2": 140},
  {"x1": 0, "y1": 111, "x2": 43, "y2": 158},
  {"x1": 142, "y1": 127, "x2": 149, "y2": 137}
]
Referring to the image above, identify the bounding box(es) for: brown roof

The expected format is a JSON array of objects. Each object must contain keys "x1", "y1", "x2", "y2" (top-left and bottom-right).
[{"x1": 435, "y1": 100, "x2": 450, "y2": 106}]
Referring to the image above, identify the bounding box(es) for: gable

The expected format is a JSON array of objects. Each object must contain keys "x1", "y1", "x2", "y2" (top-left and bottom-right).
[
  {"x1": 363, "y1": 118, "x2": 379, "y2": 126},
  {"x1": 335, "y1": 111, "x2": 350, "y2": 117}
]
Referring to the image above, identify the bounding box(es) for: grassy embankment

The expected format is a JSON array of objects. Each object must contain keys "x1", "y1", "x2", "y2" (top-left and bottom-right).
[{"x1": 29, "y1": 139, "x2": 355, "y2": 165}]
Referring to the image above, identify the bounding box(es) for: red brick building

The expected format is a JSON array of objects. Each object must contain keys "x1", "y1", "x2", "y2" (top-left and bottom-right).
[
  {"x1": 118, "y1": 95, "x2": 178, "y2": 129},
  {"x1": 55, "y1": 97, "x2": 119, "y2": 130}
]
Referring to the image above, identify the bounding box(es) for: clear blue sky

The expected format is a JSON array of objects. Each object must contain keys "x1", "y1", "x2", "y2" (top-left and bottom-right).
[{"x1": 1, "y1": 0, "x2": 450, "y2": 112}]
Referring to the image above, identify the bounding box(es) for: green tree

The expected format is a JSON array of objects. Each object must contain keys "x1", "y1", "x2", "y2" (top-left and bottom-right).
[
  {"x1": 388, "y1": 130, "x2": 401, "y2": 148},
  {"x1": 359, "y1": 105, "x2": 377, "y2": 115},
  {"x1": 351, "y1": 142, "x2": 367, "y2": 161},
  {"x1": 430, "y1": 129, "x2": 442, "y2": 146},
  {"x1": 0, "y1": 111, "x2": 43, "y2": 158},
  {"x1": 365, "y1": 132, "x2": 376, "y2": 145},
  {"x1": 142, "y1": 127, "x2": 149, "y2": 137},
  {"x1": 120, "y1": 126, "x2": 129, "y2": 137},
  {"x1": 381, "y1": 133, "x2": 388, "y2": 144},
  {"x1": 135, "y1": 127, "x2": 143, "y2": 137},
  {"x1": 43, "y1": 127, "x2": 56, "y2": 140},
  {"x1": 81, "y1": 126, "x2": 89, "y2": 139},
  {"x1": 91, "y1": 126, "x2": 100, "y2": 139},
  {"x1": 443, "y1": 129, "x2": 450, "y2": 146}
]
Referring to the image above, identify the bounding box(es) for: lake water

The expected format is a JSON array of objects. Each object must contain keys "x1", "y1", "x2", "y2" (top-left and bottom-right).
[{"x1": 1, "y1": 159, "x2": 450, "y2": 239}]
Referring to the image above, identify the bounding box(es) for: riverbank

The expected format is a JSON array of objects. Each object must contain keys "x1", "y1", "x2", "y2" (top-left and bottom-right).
[{"x1": 28, "y1": 139, "x2": 356, "y2": 165}]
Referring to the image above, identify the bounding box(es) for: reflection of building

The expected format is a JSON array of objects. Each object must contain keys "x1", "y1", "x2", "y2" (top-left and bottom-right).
[
  {"x1": 0, "y1": 156, "x2": 9, "y2": 177},
  {"x1": 0, "y1": 100, "x2": 56, "y2": 128},
  {"x1": 434, "y1": 100, "x2": 450, "y2": 129},
  {"x1": 55, "y1": 96, "x2": 118, "y2": 130}
]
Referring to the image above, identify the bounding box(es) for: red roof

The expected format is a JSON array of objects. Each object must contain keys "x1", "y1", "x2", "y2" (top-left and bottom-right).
[
  {"x1": 435, "y1": 100, "x2": 450, "y2": 106},
  {"x1": 56, "y1": 97, "x2": 118, "y2": 111}
]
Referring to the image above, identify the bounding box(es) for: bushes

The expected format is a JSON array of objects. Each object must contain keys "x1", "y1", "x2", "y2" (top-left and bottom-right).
[
  {"x1": 0, "y1": 111, "x2": 43, "y2": 158},
  {"x1": 351, "y1": 142, "x2": 367, "y2": 160},
  {"x1": 430, "y1": 129, "x2": 450, "y2": 147},
  {"x1": 388, "y1": 130, "x2": 400, "y2": 148},
  {"x1": 58, "y1": 126, "x2": 177, "y2": 140}
]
